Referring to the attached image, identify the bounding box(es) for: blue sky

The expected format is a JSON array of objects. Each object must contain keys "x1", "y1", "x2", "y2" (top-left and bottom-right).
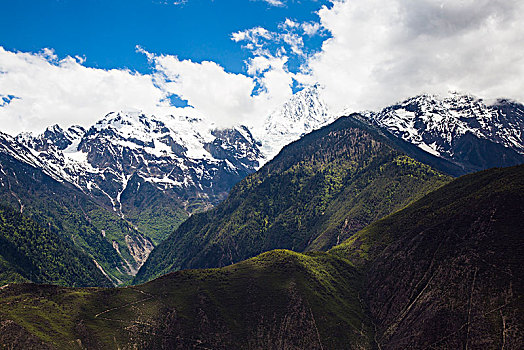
[
  {"x1": 1, "y1": 0, "x2": 523, "y2": 135},
  {"x1": 1, "y1": 0, "x2": 329, "y2": 74}
]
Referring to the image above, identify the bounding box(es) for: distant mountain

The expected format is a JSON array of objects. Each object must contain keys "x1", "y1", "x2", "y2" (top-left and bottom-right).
[
  {"x1": 13, "y1": 86, "x2": 332, "y2": 241},
  {"x1": 135, "y1": 115, "x2": 451, "y2": 283},
  {"x1": 0, "y1": 165, "x2": 521, "y2": 349},
  {"x1": 0, "y1": 131, "x2": 155, "y2": 285},
  {"x1": 256, "y1": 84, "x2": 333, "y2": 160},
  {"x1": 2, "y1": 88, "x2": 523, "y2": 287},
  {"x1": 15, "y1": 112, "x2": 260, "y2": 241},
  {"x1": 0, "y1": 204, "x2": 112, "y2": 287},
  {"x1": 363, "y1": 93, "x2": 524, "y2": 172}
]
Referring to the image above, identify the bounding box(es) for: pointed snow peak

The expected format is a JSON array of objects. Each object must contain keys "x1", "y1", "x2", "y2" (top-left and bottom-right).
[
  {"x1": 45, "y1": 124, "x2": 64, "y2": 134},
  {"x1": 254, "y1": 84, "x2": 334, "y2": 163}
]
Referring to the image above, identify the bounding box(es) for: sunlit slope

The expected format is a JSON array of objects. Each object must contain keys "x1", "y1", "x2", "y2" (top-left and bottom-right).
[{"x1": 136, "y1": 115, "x2": 451, "y2": 283}]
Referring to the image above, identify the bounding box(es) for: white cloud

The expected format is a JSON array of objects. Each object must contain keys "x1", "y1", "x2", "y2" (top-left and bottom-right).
[
  {"x1": 0, "y1": 45, "x2": 295, "y2": 135},
  {"x1": 147, "y1": 50, "x2": 294, "y2": 128},
  {"x1": 0, "y1": 47, "x2": 168, "y2": 135},
  {"x1": 232, "y1": 19, "x2": 314, "y2": 58},
  {"x1": 302, "y1": 22, "x2": 321, "y2": 36},
  {"x1": 2, "y1": 0, "x2": 523, "y2": 135},
  {"x1": 231, "y1": 27, "x2": 274, "y2": 55},
  {"x1": 258, "y1": 0, "x2": 286, "y2": 7},
  {"x1": 305, "y1": 0, "x2": 524, "y2": 113}
]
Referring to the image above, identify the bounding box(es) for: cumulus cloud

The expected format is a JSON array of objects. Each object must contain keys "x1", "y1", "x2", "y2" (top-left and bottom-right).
[
  {"x1": 146, "y1": 50, "x2": 293, "y2": 128},
  {"x1": 306, "y1": 0, "x2": 524, "y2": 113},
  {"x1": 2, "y1": 0, "x2": 523, "y2": 135},
  {"x1": 301, "y1": 22, "x2": 321, "y2": 36},
  {"x1": 0, "y1": 47, "x2": 168, "y2": 135},
  {"x1": 232, "y1": 19, "x2": 318, "y2": 59},
  {"x1": 0, "y1": 44, "x2": 295, "y2": 135}
]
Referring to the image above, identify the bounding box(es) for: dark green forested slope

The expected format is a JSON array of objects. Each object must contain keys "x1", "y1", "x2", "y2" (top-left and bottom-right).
[
  {"x1": 135, "y1": 116, "x2": 451, "y2": 283},
  {"x1": 331, "y1": 164, "x2": 524, "y2": 349},
  {"x1": 0, "y1": 205, "x2": 112, "y2": 287},
  {"x1": 0, "y1": 165, "x2": 522, "y2": 349},
  {"x1": 0, "y1": 153, "x2": 150, "y2": 285}
]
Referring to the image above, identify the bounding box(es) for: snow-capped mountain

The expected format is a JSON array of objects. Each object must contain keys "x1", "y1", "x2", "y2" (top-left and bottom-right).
[
  {"x1": 11, "y1": 85, "x2": 332, "y2": 219},
  {"x1": 0, "y1": 86, "x2": 333, "y2": 282},
  {"x1": 16, "y1": 112, "x2": 261, "y2": 216},
  {"x1": 363, "y1": 92, "x2": 524, "y2": 172},
  {"x1": 257, "y1": 85, "x2": 333, "y2": 160}
]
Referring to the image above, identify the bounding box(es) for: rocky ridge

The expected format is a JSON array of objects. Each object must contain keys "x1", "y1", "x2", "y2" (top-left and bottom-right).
[{"x1": 363, "y1": 92, "x2": 524, "y2": 171}]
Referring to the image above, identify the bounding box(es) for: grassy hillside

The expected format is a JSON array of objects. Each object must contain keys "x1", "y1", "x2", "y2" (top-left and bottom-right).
[
  {"x1": 0, "y1": 165, "x2": 521, "y2": 349},
  {"x1": 136, "y1": 116, "x2": 451, "y2": 283},
  {"x1": 0, "y1": 205, "x2": 112, "y2": 287},
  {"x1": 0, "y1": 250, "x2": 372, "y2": 349}
]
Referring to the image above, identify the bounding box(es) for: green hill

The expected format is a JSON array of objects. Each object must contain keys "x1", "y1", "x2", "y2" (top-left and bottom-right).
[
  {"x1": 135, "y1": 116, "x2": 451, "y2": 283},
  {"x1": 0, "y1": 165, "x2": 522, "y2": 349},
  {"x1": 0, "y1": 250, "x2": 372, "y2": 349},
  {"x1": 0, "y1": 205, "x2": 112, "y2": 287}
]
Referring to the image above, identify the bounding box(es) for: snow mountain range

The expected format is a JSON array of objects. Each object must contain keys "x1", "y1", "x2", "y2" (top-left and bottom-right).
[
  {"x1": 11, "y1": 86, "x2": 332, "y2": 220},
  {"x1": 0, "y1": 87, "x2": 523, "y2": 284}
]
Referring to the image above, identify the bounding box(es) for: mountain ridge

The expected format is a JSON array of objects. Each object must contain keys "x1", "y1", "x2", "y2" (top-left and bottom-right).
[
  {"x1": 135, "y1": 115, "x2": 452, "y2": 283},
  {"x1": 363, "y1": 92, "x2": 524, "y2": 172}
]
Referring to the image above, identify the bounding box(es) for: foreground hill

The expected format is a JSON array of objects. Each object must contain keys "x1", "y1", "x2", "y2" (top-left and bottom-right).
[
  {"x1": 0, "y1": 205, "x2": 111, "y2": 287},
  {"x1": 0, "y1": 250, "x2": 370, "y2": 349},
  {"x1": 332, "y1": 164, "x2": 524, "y2": 348},
  {"x1": 135, "y1": 115, "x2": 452, "y2": 283},
  {"x1": 0, "y1": 165, "x2": 521, "y2": 349}
]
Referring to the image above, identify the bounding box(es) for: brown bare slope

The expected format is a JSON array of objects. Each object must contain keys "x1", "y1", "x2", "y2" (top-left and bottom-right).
[{"x1": 332, "y1": 164, "x2": 524, "y2": 349}]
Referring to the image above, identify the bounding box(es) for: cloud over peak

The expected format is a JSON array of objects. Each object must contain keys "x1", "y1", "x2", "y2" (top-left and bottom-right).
[
  {"x1": 0, "y1": 47, "x2": 168, "y2": 135},
  {"x1": 307, "y1": 0, "x2": 524, "y2": 112},
  {"x1": 1, "y1": 0, "x2": 523, "y2": 134}
]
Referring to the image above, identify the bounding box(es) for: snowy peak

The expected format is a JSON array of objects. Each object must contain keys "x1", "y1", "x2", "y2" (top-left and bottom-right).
[
  {"x1": 13, "y1": 110, "x2": 265, "y2": 217},
  {"x1": 263, "y1": 85, "x2": 329, "y2": 133},
  {"x1": 82, "y1": 110, "x2": 260, "y2": 165},
  {"x1": 257, "y1": 85, "x2": 333, "y2": 160},
  {"x1": 16, "y1": 124, "x2": 86, "y2": 152},
  {"x1": 365, "y1": 93, "x2": 524, "y2": 158}
]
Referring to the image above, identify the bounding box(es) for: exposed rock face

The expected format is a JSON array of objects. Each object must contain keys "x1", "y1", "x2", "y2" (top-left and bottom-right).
[
  {"x1": 364, "y1": 93, "x2": 524, "y2": 172},
  {"x1": 125, "y1": 234, "x2": 155, "y2": 268}
]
